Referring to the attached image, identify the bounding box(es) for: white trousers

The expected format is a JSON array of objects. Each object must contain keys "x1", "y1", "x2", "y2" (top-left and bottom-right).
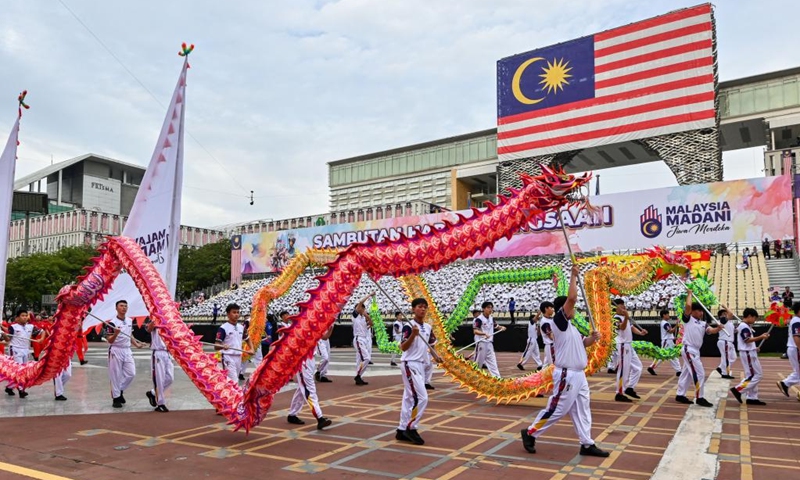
[
  {"x1": 735, "y1": 350, "x2": 762, "y2": 400},
  {"x1": 108, "y1": 347, "x2": 136, "y2": 398},
  {"x1": 526, "y1": 368, "x2": 594, "y2": 446},
  {"x1": 717, "y1": 340, "x2": 737, "y2": 375},
  {"x1": 354, "y1": 336, "x2": 371, "y2": 377},
  {"x1": 398, "y1": 360, "x2": 428, "y2": 431},
  {"x1": 616, "y1": 343, "x2": 642, "y2": 394},
  {"x1": 54, "y1": 359, "x2": 72, "y2": 397},
  {"x1": 650, "y1": 339, "x2": 682, "y2": 372},
  {"x1": 253, "y1": 345, "x2": 264, "y2": 365},
  {"x1": 289, "y1": 358, "x2": 323, "y2": 418},
  {"x1": 150, "y1": 350, "x2": 175, "y2": 406},
  {"x1": 10, "y1": 349, "x2": 30, "y2": 391},
  {"x1": 316, "y1": 339, "x2": 330, "y2": 376},
  {"x1": 677, "y1": 346, "x2": 705, "y2": 399},
  {"x1": 783, "y1": 346, "x2": 800, "y2": 387},
  {"x1": 474, "y1": 342, "x2": 500, "y2": 377},
  {"x1": 607, "y1": 347, "x2": 619, "y2": 369},
  {"x1": 543, "y1": 342, "x2": 555, "y2": 367},
  {"x1": 391, "y1": 335, "x2": 402, "y2": 363},
  {"x1": 222, "y1": 354, "x2": 242, "y2": 384},
  {"x1": 519, "y1": 339, "x2": 543, "y2": 367}
]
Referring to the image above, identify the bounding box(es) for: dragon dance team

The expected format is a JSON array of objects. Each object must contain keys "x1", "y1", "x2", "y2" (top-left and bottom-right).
[{"x1": 2, "y1": 265, "x2": 800, "y2": 456}]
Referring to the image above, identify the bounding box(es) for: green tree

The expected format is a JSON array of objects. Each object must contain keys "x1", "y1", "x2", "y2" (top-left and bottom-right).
[
  {"x1": 177, "y1": 240, "x2": 231, "y2": 298},
  {"x1": 3, "y1": 245, "x2": 98, "y2": 309}
]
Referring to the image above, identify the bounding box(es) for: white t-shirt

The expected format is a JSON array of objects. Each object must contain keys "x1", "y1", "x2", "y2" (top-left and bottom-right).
[
  {"x1": 7, "y1": 323, "x2": 41, "y2": 353},
  {"x1": 527, "y1": 321, "x2": 539, "y2": 341},
  {"x1": 552, "y1": 308, "x2": 587, "y2": 371},
  {"x1": 615, "y1": 314, "x2": 632, "y2": 344},
  {"x1": 787, "y1": 316, "x2": 800, "y2": 348},
  {"x1": 392, "y1": 320, "x2": 403, "y2": 340},
  {"x1": 352, "y1": 314, "x2": 369, "y2": 338},
  {"x1": 216, "y1": 322, "x2": 244, "y2": 355},
  {"x1": 400, "y1": 321, "x2": 434, "y2": 363},
  {"x1": 474, "y1": 314, "x2": 494, "y2": 344},
  {"x1": 540, "y1": 316, "x2": 554, "y2": 345},
  {"x1": 737, "y1": 323, "x2": 756, "y2": 352},
  {"x1": 659, "y1": 319, "x2": 674, "y2": 343},
  {"x1": 720, "y1": 318, "x2": 735, "y2": 342},
  {"x1": 682, "y1": 314, "x2": 707, "y2": 351},
  {"x1": 106, "y1": 317, "x2": 133, "y2": 350},
  {"x1": 150, "y1": 326, "x2": 166, "y2": 351}
]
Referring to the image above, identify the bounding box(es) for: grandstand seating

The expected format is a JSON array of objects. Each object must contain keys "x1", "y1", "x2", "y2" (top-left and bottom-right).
[{"x1": 708, "y1": 251, "x2": 771, "y2": 314}]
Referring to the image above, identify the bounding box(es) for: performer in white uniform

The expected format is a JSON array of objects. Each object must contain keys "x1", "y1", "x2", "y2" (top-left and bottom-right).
[
  {"x1": 518, "y1": 312, "x2": 543, "y2": 370},
  {"x1": 395, "y1": 298, "x2": 441, "y2": 446},
  {"x1": 352, "y1": 295, "x2": 374, "y2": 385},
  {"x1": 105, "y1": 300, "x2": 146, "y2": 408},
  {"x1": 521, "y1": 265, "x2": 609, "y2": 457},
  {"x1": 613, "y1": 299, "x2": 647, "y2": 402},
  {"x1": 473, "y1": 301, "x2": 505, "y2": 377},
  {"x1": 391, "y1": 312, "x2": 403, "y2": 367},
  {"x1": 730, "y1": 308, "x2": 769, "y2": 405},
  {"x1": 778, "y1": 303, "x2": 800, "y2": 397},
  {"x1": 647, "y1": 309, "x2": 682, "y2": 376},
  {"x1": 539, "y1": 303, "x2": 556, "y2": 367},
  {"x1": 215, "y1": 303, "x2": 251, "y2": 384},
  {"x1": 715, "y1": 307, "x2": 736, "y2": 379},
  {"x1": 145, "y1": 319, "x2": 175, "y2": 412},
  {"x1": 3, "y1": 309, "x2": 44, "y2": 398},
  {"x1": 315, "y1": 323, "x2": 334, "y2": 383},
  {"x1": 675, "y1": 290, "x2": 722, "y2": 407}
]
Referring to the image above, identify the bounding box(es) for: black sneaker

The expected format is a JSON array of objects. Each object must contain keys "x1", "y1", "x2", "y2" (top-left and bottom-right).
[
  {"x1": 675, "y1": 395, "x2": 692, "y2": 404},
  {"x1": 55, "y1": 395, "x2": 67, "y2": 401},
  {"x1": 316, "y1": 417, "x2": 332, "y2": 430},
  {"x1": 390, "y1": 362, "x2": 398, "y2": 367},
  {"x1": 695, "y1": 397, "x2": 713, "y2": 408},
  {"x1": 146, "y1": 390, "x2": 157, "y2": 407},
  {"x1": 238, "y1": 374, "x2": 245, "y2": 381},
  {"x1": 4, "y1": 387, "x2": 14, "y2": 396},
  {"x1": 155, "y1": 405, "x2": 169, "y2": 412},
  {"x1": 647, "y1": 367, "x2": 657, "y2": 376},
  {"x1": 119, "y1": 393, "x2": 126, "y2": 404},
  {"x1": 354, "y1": 376, "x2": 368, "y2": 386},
  {"x1": 615, "y1": 393, "x2": 632, "y2": 403},
  {"x1": 112, "y1": 399, "x2": 123, "y2": 408},
  {"x1": 580, "y1": 444, "x2": 610, "y2": 457},
  {"x1": 18, "y1": 391, "x2": 28, "y2": 399},
  {"x1": 396, "y1": 429, "x2": 411, "y2": 442},
  {"x1": 425, "y1": 384, "x2": 435, "y2": 390},
  {"x1": 520, "y1": 429, "x2": 536, "y2": 453},
  {"x1": 777, "y1": 381, "x2": 790, "y2": 397},
  {"x1": 624, "y1": 388, "x2": 640, "y2": 399},
  {"x1": 536, "y1": 366, "x2": 543, "y2": 371},
  {"x1": 715, "y1": 367, "x2": 723, "y2": 377},
  {"x1": 517, "y1": 363, "x2": 525, "y2": 371},
  {"x1": 607, "y1": 368, "x2": 617, "y2": 374},
  {"x1": 287, "y1": 415, "x2": 305, "y2": 425},
  {"x1": 79, "y1": 360, "x2": 89, "y2": 365},
  {"x1": 729, "y1": 387, "x2": 742, "y2": 404},
  {"x1": 368, "y1": 361, "x2": 374, "y2": 365},
  {"x1": 404, "y1": 429, "x2": 424, "y2": 445},
  {"x1": 314, "y1": 371, "x2": 321, "y2": 381},
  {"x1": 676, "y1": 371, "x2": 682, "y2": 377},
  {"x1": 319, "y1": 376, "x2": 332, "y2": 383},
  {"x1": 746, "y1": 399, "x2": 767, "y2": 406},
  {"x1": 721, "y1": 375, "x2": 735, "y2": 380}
]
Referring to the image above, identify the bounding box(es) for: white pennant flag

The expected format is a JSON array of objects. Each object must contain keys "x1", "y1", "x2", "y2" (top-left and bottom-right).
[
  {"x1": 0, "y1": 111, "x2": 21, "y2": 313},
  {"x1": 85, "y1": 58, "x2": 188, "y2": 330}
]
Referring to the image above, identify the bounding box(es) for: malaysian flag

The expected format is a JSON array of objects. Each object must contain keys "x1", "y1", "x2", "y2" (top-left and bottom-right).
[{"x1": 497, "y1": 3, "x2": 715, "y2": 161}]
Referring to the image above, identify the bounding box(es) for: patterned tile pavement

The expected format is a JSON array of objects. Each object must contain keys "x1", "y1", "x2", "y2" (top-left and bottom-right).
[{"x1": 1, "y1": 352, "x2": 800, "y2": 479}]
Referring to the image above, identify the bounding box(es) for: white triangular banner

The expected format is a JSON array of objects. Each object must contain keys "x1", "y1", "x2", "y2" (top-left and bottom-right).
[
  {"x1": 0, "y1": 115, "x2": 20, "y2": 312},
  {"x1": 86, "y1": 60, "x2": 188, "y2": 330}
]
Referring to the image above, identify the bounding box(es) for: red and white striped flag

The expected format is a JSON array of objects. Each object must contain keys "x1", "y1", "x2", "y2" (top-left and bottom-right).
[{"x1": 497, "y1": 3, "x2": 715, "y2": 161}]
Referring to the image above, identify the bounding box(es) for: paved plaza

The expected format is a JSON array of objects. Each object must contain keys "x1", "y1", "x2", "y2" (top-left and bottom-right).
[{"x1": 1, "y1": 347, "x2": 800, "y2": 479}]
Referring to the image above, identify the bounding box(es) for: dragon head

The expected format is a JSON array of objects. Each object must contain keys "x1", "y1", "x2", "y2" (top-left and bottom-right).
[{"x1": 519, "y1": 164, "x2": 594, "y2": 216}]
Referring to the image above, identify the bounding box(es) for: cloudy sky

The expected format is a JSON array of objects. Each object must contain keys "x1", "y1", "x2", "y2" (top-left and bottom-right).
[{"x1": 1, "y1": 0, "x2": 798, "y2": 228}]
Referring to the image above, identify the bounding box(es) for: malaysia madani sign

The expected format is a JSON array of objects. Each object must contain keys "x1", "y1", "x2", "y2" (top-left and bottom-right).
[{"x1": 238, "y1": 176, "x2": 792, "y2": 274}]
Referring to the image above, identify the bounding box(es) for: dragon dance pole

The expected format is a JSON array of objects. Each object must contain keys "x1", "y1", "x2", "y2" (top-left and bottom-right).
[
  {"x1": 757, "y1": 323, "x2": 774, "y2": 349},
  {"x1": 671, "y1": 274, "x2": 731, "y2": 338},
  {"x1": 559, "y1": 208, "x2": 596, "y2": 331}
]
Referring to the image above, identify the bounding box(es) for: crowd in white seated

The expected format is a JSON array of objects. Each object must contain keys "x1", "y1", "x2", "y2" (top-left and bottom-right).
[{"x1": 181, "y1": 257, "x2": 686, "y2": 320}]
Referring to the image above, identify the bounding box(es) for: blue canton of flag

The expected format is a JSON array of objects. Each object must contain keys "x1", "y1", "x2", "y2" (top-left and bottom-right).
[{"x1": 498, "y1": 36, "x2": 595, "y2": 118}]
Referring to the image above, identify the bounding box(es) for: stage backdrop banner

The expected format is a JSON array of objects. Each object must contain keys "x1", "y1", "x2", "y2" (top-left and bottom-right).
[{"x1": 239, "y1": 176, "x2": 792, "y2": 274}]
